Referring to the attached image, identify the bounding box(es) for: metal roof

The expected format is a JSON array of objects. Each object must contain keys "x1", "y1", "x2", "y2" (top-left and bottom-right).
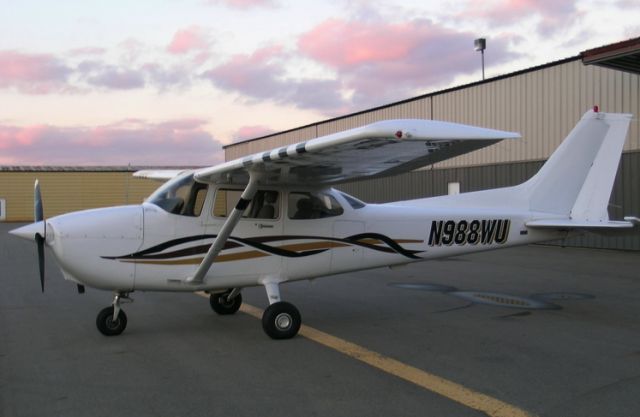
[
  {"x1": 223, "y1": 56, "x2": 581, "y2": 149},
  {"x1": 581, "y1": 37, "x2": 640, "y2": 74},
  {"x1": 0, "y1": 166, "x2": 202, "y2": 173}
]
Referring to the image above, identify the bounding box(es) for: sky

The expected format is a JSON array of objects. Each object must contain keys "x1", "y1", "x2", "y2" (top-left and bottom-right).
[{"x1": 0, "y1": 0, "x2": 638, "y2": 166}]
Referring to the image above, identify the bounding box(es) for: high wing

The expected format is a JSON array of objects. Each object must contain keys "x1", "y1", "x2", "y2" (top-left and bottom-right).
[{"x1": 194, "y1": 119, "x2": 520, "y2": 185}]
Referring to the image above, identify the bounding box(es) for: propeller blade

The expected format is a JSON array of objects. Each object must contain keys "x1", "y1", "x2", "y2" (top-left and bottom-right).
[
  {"x1": 35, "y1": 180, "x2": 43, "y2": 222},
  {"x1": 34, "y1": 179, "x2": 46, "y2": 292},
  {"x1": 36, "y1": 233, "x2": 45, "y2": 292}
]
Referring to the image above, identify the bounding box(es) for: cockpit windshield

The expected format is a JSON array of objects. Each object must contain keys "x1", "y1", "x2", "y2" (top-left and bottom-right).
[{"x1": 147, "y1": 173, "x2": 207, "y2": 216}]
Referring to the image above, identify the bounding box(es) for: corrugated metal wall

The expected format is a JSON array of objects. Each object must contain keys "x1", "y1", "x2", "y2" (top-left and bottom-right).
[
  {"x1": 226, "y1": 59, "x2": 640, "y2": 168},
  {"x1": 223, "y1": 57, "x2": 640, "y2": 250},
  {"x1": 337, "y1": 152, "x2": 640, "y2": 250},
  {"x1": 0, "y1": 171, "x2": 159, "y2": 221}
]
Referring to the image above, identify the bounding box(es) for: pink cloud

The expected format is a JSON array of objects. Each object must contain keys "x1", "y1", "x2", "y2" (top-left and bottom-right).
[
  {"x1": 0, "y1": 50, "x2": 72, "y2": 94},
  {"x1": 201, "y1": 18, "x2": 519, "y2": 115},
  {"x1": 0, "y1": 49, "x2": 187, "y2": 94},
  {"x1": 202, "y1": 45, "x2": 345, "y2": 112},
  {"x1": 86, "y1": 66, "x2": 145, "y2": 89},
  {"x1": 461, "y1": 0, "x2": 579, "y2": 36},
  {"x1": 167, "y1": 26, "x2": 210, "y2": 54},
  {"x1": 203, "y1": 45, "x2": 283, "y2": 93},
  {"x1": 0, "y1": 120, "x2": 224, "y2": 166},
  {"x1": 299, "y1": 19, "x2": 421, "y2": 68},
  {"x1": 68, "y1": 47, "x2": 107, "y2": 56},
  {"x1": 232, "y1": 125, "x2": 275, "y2": 141},
  {"x1": 208, "y1": 0, "x2": 276, "y2": 9},
  {"x1": 298, "y1": 18, "x2": 519, "y2": 110}
]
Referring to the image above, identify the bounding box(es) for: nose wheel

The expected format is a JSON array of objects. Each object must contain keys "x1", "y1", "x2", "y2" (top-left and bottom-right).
[
  {"x1": 209, "y1": 289, "x2": 243, "y2": 315},
  {"x1": 96, "y1": 293, "x2": 131, "y2": 336}
]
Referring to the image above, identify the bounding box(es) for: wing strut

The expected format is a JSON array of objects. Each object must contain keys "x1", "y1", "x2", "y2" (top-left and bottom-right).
[{"x1": 186, "y1": 172, "x2": 261, "y2": 284}]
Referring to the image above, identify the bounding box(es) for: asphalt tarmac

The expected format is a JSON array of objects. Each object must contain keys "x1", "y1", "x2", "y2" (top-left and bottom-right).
[{"x1": 2, "y1": 222, "x2": 640, "y2": 417}]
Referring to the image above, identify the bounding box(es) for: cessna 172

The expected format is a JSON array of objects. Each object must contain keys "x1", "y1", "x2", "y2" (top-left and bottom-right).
[{"x1": 9, "y1": 108, "x2": 639, "y2": 339}]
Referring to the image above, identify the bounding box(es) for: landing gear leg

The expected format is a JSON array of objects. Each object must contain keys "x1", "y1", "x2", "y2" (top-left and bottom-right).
[
  {"x1": 96, "y1": 292, "x2": 131, "y2": 336},
  {"x1": 261, "y1": 282, "x2": 301, "y2": 340}
]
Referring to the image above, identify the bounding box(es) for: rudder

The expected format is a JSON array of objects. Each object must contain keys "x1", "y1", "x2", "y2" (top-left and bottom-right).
[{"x1": 522, "y1": 110, "x2": 632, "y2": 221}]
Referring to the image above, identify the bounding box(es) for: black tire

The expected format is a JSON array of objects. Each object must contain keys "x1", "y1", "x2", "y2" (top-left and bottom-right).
[
  {"x1": 96, "y1": 306, "x2": 127, "y2": 336},
  {"x1": 209, "y1": 291, "x2": 242, "y2": 315},
  {"x1": 261, "y1": 302, "x2": 301, "y2": 340}
]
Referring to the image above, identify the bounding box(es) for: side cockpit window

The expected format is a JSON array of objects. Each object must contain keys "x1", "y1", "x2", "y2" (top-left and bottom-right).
[
  {"x1": 213, "y1": 189, "x2": 280, "y2": 219},
  {"x1": 147, "y1": 173, "x2": 207, "y2": 216},
  {"x1": 288, "y1": 191, "x2": 344, "y2": 219}
]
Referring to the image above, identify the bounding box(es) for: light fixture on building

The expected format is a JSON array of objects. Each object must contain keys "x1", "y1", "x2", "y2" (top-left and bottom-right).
[{"x1": 474, "y1": 38, "x2": 486, "y2": 80}]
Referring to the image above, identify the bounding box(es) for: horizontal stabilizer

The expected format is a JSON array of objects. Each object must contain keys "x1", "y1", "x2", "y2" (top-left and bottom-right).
[{"x1": 526, "y1": 216, "x2": 640, "y2": 235}]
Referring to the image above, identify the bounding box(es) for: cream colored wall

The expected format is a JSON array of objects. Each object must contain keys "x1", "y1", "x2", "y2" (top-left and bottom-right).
[{"x1": 0, "y1": 171, "x2": 159, "y2": 222}]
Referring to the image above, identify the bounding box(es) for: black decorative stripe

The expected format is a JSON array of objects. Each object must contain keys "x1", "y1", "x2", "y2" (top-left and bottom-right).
[
  {"x1": 278, "y1": 147, "x2": 288, "y2": 158},
  {"x1": 234, "y1": 234, "x2": 421, "y2": 258},
  {"x1": 103, "y1": 233, "x2": 423, "y2": 261},
  {"x1": 242, "y1": 157, "x2": 252, "y2": 167},
  {"x1": 262, "y1": 152, "x2": 271, "y2": 162},
  {"x1": 235, "y1": 198, "x2": 251, "y2": 211},
  {"x1": 345, "y1": 233, "x2": 422, "y2": 259},
  {"x1": 121, "y1": 242, "x2": 242, "y2": 260},
  {"x1": 295, "y1": 143, "x2": 307, "y2": 154},
  {"x1": 101, "y1": 234, "x2": 217, "y2": 259}
]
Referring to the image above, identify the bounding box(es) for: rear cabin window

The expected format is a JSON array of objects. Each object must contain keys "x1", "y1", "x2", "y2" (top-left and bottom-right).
[
  {"x1": 339, "y1": 191, "x2": 366, "y2": 209},
  {"x1": 288, "y1": 191, "x2": 344, "y2": 219},
  {"x1": 213, "y1": 189, "x2": 279, "y2": 219},
  {"x1": 147, "y1": 173, "x2": 207, "y2": 217}
]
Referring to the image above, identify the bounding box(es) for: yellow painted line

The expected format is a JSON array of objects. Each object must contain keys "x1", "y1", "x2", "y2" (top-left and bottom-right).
[{"x1": 199, "y1": 293, "x2": 535, "y2": 417}]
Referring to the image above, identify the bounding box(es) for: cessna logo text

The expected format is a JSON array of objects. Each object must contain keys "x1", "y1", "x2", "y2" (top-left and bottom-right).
[{"x1": 428, "y1": 219, "x2": 511, "y2": 246}]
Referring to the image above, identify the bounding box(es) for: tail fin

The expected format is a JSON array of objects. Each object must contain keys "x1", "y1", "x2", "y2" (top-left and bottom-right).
[{"x1": 523, "y1": 110, "x2": 632, "y2": 221}]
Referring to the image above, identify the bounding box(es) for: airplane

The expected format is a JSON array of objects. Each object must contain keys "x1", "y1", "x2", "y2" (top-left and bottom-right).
[{"x1": 9, "y1": 108, "x2": 639, "y2": 339}]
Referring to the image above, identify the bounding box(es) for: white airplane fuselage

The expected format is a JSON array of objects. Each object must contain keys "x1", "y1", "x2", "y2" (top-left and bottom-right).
[
  {"x1": 9, "y1": 110, "x2": 635, "y2": 339},
  {"x1": 37, "y1": 185, "x2": 566, "y2": 293}
]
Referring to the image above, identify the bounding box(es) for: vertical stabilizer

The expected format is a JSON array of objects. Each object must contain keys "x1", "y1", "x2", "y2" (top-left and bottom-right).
[{"x1": 523, "y1": 110, "x2": 632, "y2": 220}]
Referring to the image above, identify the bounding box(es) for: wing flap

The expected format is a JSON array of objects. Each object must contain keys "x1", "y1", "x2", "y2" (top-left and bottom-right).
[{"x1": 195, "y1": 119, "x2": 519, "y2": 185}]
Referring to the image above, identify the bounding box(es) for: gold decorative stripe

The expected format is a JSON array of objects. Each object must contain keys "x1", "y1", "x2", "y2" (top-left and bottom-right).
[
  {"x1": 277, "y1": 241, "x2": 348, "y2": 251},
  {"x1": 121, "y1": 250, "x2": 271, "y2": 265}
]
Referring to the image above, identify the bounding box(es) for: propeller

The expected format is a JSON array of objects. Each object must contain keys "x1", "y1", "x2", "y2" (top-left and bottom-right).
[
  {"x1": 34, "y1": 180, "x2": 46, "y2": 292},
  {"x1": 10, "y1": 181, "x2": 85, "y2": 294}
]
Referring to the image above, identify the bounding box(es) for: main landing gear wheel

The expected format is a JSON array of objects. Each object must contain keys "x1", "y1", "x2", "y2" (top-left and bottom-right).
[
  {"x1": 96, "y1": 306, "x2": 128, "y2": 336},
  {"x1": 261, "y1": 301, "x2": 301, "y2": 340},
  {"x1": 209, "y1": 291, "x2": 243, "y2": 315}
]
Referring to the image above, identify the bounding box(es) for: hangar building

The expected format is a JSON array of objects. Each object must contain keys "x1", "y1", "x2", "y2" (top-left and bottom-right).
[
  {"x1": 224, "y1": 37, "x2": 640, "y2": 251},
  {"x1": 1, "y1": 38, "x2": 639, "y2": 250}
]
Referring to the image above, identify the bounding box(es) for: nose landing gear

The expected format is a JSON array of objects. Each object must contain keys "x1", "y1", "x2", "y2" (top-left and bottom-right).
[{"x1": 96, "y1": 292, "x2": 132, "y2": 336}]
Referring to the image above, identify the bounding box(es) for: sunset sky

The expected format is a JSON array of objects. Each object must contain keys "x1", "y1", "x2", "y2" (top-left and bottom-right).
[{"x1": 1, "y1": 0, "x2": 638, "y2": 166}]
